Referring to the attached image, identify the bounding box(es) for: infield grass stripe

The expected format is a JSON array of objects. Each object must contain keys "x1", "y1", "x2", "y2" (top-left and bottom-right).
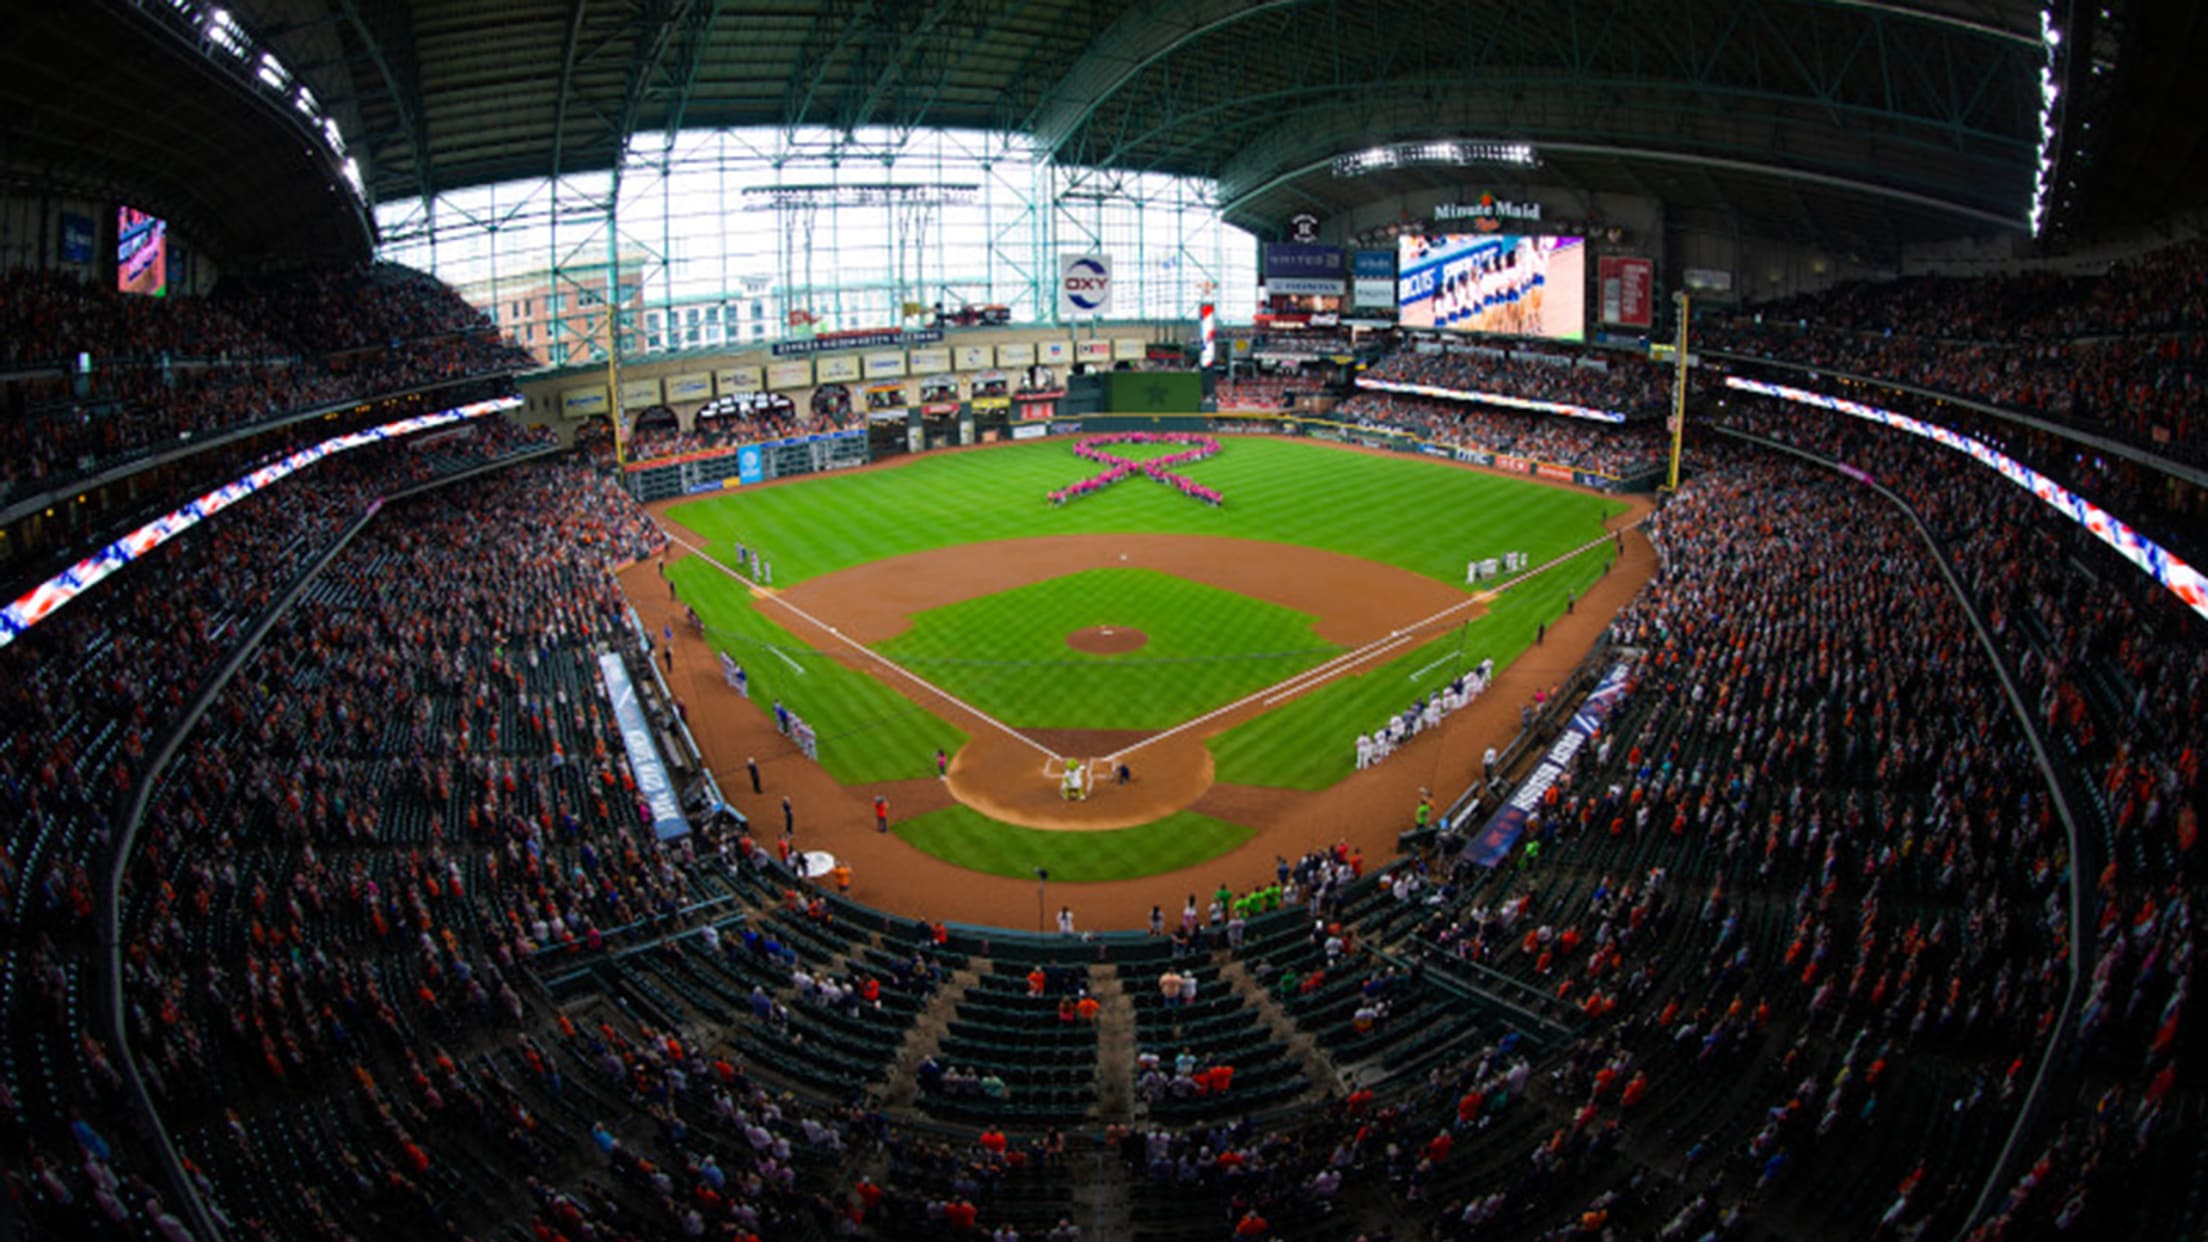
[
  {"x1": 893, "y1": 806, "x2": 1257, "y2": 883},
  {"x1": 1207, "y1": 539, "x2": 1622, "y2": 790},
  {"x1": 874, "y1": 568, "x2": 1342, "y2": 730},
  {"x1": 669, "y1": 558, "x2": 964, "y2": 783}
]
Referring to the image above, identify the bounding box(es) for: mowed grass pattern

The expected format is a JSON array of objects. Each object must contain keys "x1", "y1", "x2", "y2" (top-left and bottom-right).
[
  {"x1": 668, "y1": 556, "x2": 964, "y2": 783},
  {"x1": 668, "y1": 435, "x2": 1626, "y2": 589},
  {"x1": 1208, "y1": 539, "x2": 1623, "y2": 789},
  {"x1": 873, "y1": 568, "x2": 1339, "y2": 729},
  {"x1": 893, "y1": 805, "x2": 1255, "y2": 883}
]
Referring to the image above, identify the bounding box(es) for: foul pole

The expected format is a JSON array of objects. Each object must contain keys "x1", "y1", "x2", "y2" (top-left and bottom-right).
[{"x1": 1665, "y1": 290, "x2": 1690, "y2": 490}]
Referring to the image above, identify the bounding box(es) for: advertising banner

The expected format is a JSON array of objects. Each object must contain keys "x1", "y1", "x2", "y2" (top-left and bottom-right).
[
  {"x1": 909, "y1": 346, "x2": 952, "y2": 374},
  {"x1": 1683, "y1": 267, "x2": 1734, "y2": 293},
  {"x1": 1077, "y1": 340, "x2": 1112, "y2": 362},
  {"x1": 597, "y1": 652, "x2": 689, "y2": 842},
  {"x1": 996, "y1": 342, "x2": 1034, "y2": 367},
  {"x1": 766, "y1": 359, "x2": 813, "y2": 389},
  {"x1": 863, "y1": 351, "x2": 907, "y2": 379},
  {"x1": 665, "y1": 372, "x2": 713, "y2": 403},
  {"x1": 1352, "y1": 249, "x2": 1397, "y2": 309},
  {"x1": 1058, "y1": 253, "x2": 1113, "y2": 318},
  {"x1": 771, "y1": 327, "x2": 940, "y2": 357},
  {"x1": 1353, "y1": 375, "x2": 1625, "y2": 424},
  {"x1": 1466, "y1": 662, "x2": 1631, "y2": 866},
  {"x1": 1, "y1": 395, "x2": 522, "y2": 649},
  {"x1": 1598, "y1": 256, "x2": 1654, "y2": 327},
  {"x1": 956, "y1": 344, "x2": 992, "y2": 370},
  {"x1": 1040, "y1": 340, "x2": 1072, "y2": 365},
  {"x1": 59, "y1": 212, "x2": 94, "y2": 264},
  {"x1": 1262, "y1": 244, "x2": 1343, "y2": 277},
  {"x1": 716, "y1": 365, "x2": 763, "y2": 395},
  {"x1": 563, "y1": 387, "x2": 610, "y2": 416},
  {"x1": 816, "y1": 355, "x2": 861, "y2": 383},
  {"x1": 1267, "y1": 277, "x2": 1347, "y2": 296},
  {"x1": 1725, "y1": 375, "x2": 2208, "y2": 621},
  {"x1": 620, "y1": 378, "x2": 662, "y2": 408},
  {"x1": 1113, "y1": 338, "x2": 1145, "y2": 361}
]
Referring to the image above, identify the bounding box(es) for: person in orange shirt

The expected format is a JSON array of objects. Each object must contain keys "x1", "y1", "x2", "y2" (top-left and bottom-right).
[{"x1": 1076, "y1": 994, "x2": 1101, "y2": 1022}]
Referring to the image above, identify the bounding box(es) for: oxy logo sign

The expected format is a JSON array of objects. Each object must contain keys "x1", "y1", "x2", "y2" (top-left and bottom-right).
[{"x1": 1058, "y1": 253, "x2": 1113, "y2": 318}]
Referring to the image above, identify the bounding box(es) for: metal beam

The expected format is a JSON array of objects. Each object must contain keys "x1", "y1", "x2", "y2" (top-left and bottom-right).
[
  {"x1": 660, "y1": 0, "x2": 725, "y2": 141},
  {"x1": 1223, "y1": 138, "x2": 2027, "y2": 233},
  {"x1": 331, "y1": 0, "x2": 435, "y2": 205},
  {"x1": 548, "y1": 0, "x2": 592, "y2": 183},
  {"x1": 1025, "y1": 0, "x2": 1313, "y2": 154}
]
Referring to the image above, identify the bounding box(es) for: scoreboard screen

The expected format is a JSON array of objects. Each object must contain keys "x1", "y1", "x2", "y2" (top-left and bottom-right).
[
  {"x1": 1396, "y1": 233, "x2": 1584, "y2": 341},
  {"x1": 117, "y1": 206, "x2": 168, "y2": 298}
]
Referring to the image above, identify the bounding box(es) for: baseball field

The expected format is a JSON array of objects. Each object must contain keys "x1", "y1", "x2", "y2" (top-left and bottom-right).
[{"x1": 642, "y1": 431, "x2": 1636, "y2": 905}]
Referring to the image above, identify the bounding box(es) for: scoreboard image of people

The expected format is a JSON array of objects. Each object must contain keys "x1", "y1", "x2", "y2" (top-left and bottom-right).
[{"x1": 1395, "y1": 233, "x2": 1585, "y2": 341}]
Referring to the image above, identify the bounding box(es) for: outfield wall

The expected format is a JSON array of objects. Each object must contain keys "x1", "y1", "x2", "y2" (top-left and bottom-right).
[
  {"x1": 617, "y1": 408, "x2": 1660, "y2": 502},
  {"x1": 1011, "y1": 411, "x2": 1657, "y2": 493}
]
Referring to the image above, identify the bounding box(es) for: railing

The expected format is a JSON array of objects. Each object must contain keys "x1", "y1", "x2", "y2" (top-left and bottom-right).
[
  {"x1": 97, "y1": 448, "x2": 552, "y2": 1242},
  {"x1": 1714, "y1": 426, "x2": 2090, "y2": 1242}
]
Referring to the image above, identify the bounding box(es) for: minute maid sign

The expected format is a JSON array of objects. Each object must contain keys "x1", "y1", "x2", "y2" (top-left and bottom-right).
[
  {"x1": 1058, "y1": 253, "x2": 1113, "y2": 319},
  {"x1": 737, "y1": 444, "x2": 765, "y2": 485},
  {"x1": 1436, "y1": 194, "x2": 1542, "y2": 224}
]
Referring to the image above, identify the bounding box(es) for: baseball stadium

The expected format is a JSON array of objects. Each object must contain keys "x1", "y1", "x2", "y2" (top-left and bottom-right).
[{"x1": 0, "y1": 1, "x2": 2203, "y2": 1240}]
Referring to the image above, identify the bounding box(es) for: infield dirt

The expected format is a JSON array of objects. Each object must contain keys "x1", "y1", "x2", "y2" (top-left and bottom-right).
[{"x1": 629, "y1": 452, "x2": 1653, "y2": 930}]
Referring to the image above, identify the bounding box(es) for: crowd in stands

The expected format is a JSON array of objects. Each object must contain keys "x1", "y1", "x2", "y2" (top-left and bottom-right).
[
  {"x1": 1214, "y1": 375, "x2": 1326, "y2": 411},
  {"x1": 621, "y1": 406, "x2": 858, "y2": 466},
  {"x1": 1365, "y1": 349, "x2": 1675, "y2": 421},
  {"x1": 5, "y1": 240, "x2": 2207, "y2": 1241},
  {"x1": 1702, "y1": 238, "x2": 2208, "y2": 466},
  {"x1": 1337, "y1": 391, "x2": 1669, "y2": 479},
  {"x1": 0, "y1": 414, "x2": 560, "y2": 1239},
  {"x1": 0, "y1": 264, "x2": 533, "y2": 499}
]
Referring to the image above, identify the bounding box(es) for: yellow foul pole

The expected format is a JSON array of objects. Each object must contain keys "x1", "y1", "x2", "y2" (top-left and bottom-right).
[{"x1": 1666, "y1": 290, "x2": 1690, "y2": 491}]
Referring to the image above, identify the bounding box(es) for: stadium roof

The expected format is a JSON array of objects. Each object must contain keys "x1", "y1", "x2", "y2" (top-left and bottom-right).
[{"x1": 7, "y1": 1, "x2": 2199, "y2": 263}]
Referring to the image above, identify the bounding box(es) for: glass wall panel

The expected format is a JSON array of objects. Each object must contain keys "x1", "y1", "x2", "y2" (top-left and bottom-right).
[{"x1": 375, "y1": 127, "x2": 1258, "y2": 366}]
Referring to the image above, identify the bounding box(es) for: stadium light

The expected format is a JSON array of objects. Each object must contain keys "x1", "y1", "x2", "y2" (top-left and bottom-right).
[
  {"x1": 1332, "y1": 140, "x2": 1541, "y2": 179},
  {"x1": 2030, "y1": 6, "x2": 2063, "y2": 236}
]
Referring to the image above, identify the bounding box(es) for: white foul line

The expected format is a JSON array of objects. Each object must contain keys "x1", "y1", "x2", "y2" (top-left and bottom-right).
[
  {"x1": 663, "y1": 528, "x2": 1056, "y2": 760},
  {"x1": 1105, "y1": 521, "x2": 1639, "y2": 764},
  {"x1": 1409, "y1": 652, "x2": 1459, "y2": 682},
  {"x1": 664, "y1": 515, "x2": 1641, "y2": 770}
]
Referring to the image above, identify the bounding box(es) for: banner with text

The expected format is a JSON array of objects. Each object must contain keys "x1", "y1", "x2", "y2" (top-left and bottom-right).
[
  {"x1": 597, "y1": 652, "x2": 689, "y2": 842},
  {"x1": 1598, "y1": 256, "x2": 1654, "y2": 327}
]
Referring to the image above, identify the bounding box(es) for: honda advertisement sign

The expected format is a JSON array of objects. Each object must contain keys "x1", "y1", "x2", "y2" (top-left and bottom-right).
[{"x1": 1058, "y1": 253, "x2": 1113, "y2": 319}]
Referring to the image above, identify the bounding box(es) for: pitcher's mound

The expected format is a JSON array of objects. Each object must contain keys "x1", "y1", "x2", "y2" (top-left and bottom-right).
[{"x1": 1066, "y1": 626, "x2": 1148, "y2": 655}]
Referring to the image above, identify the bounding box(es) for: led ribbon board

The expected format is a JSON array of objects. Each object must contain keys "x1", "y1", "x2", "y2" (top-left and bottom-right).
[
  {"x1": 0, "y1": 395, "x2": 525, "y2": 649},
  {"x1": 1723, "y1": 376, "x2": 2208, "y2": 622},
  {"x1": 1353, "y1": 375, "x2": 1627, "y2": 424}
]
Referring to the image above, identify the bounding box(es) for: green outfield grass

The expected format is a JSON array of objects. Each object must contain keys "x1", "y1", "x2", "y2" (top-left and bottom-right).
[
  {"x1": 893, "y1": 805, "x2": 1256, "y2": 883},
  {"x1": 1207, "y1": 538, "x2": 1621, "y2": 789},
  {"x1": 668, "y1": 557, "x2": 964, "y2": 782},
  {"x1": 663, "y1": 432, "x2": 1636, "y2": 877},
  {"x1": 667, "y1": 434, "x2": 1626, "y2": 589},
  {"x1": 872, "y1": 568, "x2": 1339, "y2": 729}
]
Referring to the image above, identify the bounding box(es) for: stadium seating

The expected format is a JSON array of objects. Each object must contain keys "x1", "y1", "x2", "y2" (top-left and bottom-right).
[
  {"x1": 4, "y1": 243, "x2": 2205, "y2": 1242},
  {"x1": 0, "y1": 264, "x2": 533, "y2": 504}
]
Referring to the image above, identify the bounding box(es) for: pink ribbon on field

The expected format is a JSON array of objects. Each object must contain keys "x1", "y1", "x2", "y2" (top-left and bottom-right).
[{"x1": 1047, "y1": 432, "x2": 1224, "y2": 507}]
